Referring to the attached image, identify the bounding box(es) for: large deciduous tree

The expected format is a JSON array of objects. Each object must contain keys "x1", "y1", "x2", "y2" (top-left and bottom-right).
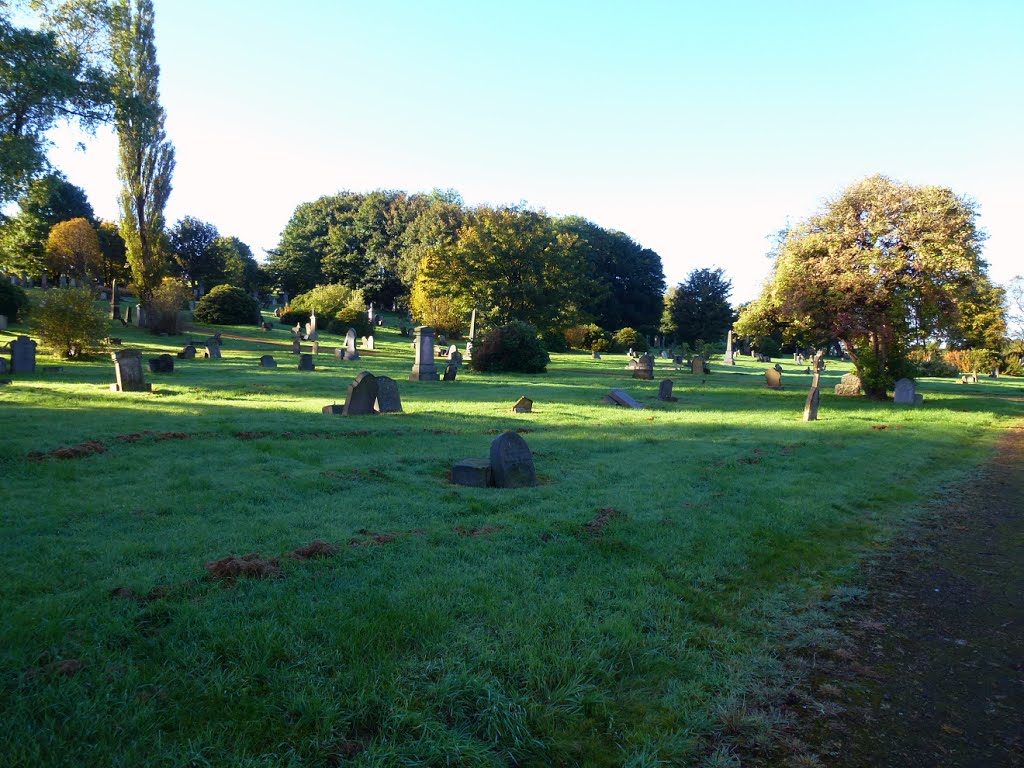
[
  {"x1": 167, "y1": 215, "x2": 219, "y2": 291},
  {"x1": 661, "y1": 267, "x2": 736, "y2": 346},
  {"x1": 110, "y1": 0, "x2": 173, "y2": 304},
  {"x1": 45, "y1": 216, "x2": 100, "y2": 279},
  {"x1": 737, "y1": 175, "x2": 1002, "y2": 398}
]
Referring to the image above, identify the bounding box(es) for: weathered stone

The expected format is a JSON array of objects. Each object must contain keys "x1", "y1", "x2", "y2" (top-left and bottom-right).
[
  {"x1": 773, "y1": 363, "x2": 783, "y2": 373},
  {"x1": 322, "y1": 404, "x2": 344, "y2": 415},
  {"x1": 0, "y1": 357, "x2": 8, "y2": 374},
  {"x1": 451, "y1": 457, "x2": 492, "y2": 487},
  {"x1": 148, "y1": 354, "x2": 174, "y2": 373},
  {"x1": 834, "y1": 373, "x2": 862, "y2": 396},
  {"x1": 894, "y1": 378, "x2": 921, "y2": 405},
  {"x1": 490, "y1": 431, "x2": 538, "y2": 488},
  {"x1": 362, "y1": 335, "x2": 375, "y2": 350},
  {"x1": 10, "y1": 336, "x2": 36, "y2": 373},
  {"x1": 298, "y1": 353, "x2": 315, "y2": 371},
  {"x1": 311, "y1": 341, "x2": 319, "y2": 355},
  {"x1": 0, "y1": 314, "x2": 8, "y2": 331},
  {"x1": 374, "y1": 376, "x2": 403, "y2": 413},
  {"x1": 204, "y1": 344, "x2": 221, "y2": 359},
  {"x1": 803, "y1": 374, "x2": 820, "y2": 421},
  {"x1": 764, "y1": 368, "x2": 783, "y2": 389},
  {"x1": 725, "y1": 329, "x2": 735, "y2": 365},
  {"x1": 410, "y1": 326, "x2": 439, "y2": 381},
  {"x1": 658, "y1": 379, "x2": 678, "y2": 402},
  {"x1": 512, "y1": 396, "x2": 533, "y2": 413},
  {"x1": 602, "y1": 388, "x2": 644, "y2": 409},
  {"x1": 261, "y1": 321, "x2": 273, "y2": 331},
  {"x1": 292, "y1": 338, "x2": 302, "y2": 354},
  {"x1": 449, "y1": 349, "x2": 463, "y2": 367},
  {"x1": 690, "y1": 356, "x2": 705, "y2": 375},
  {"x1": 633, "y1": 352, "x2": 654, "y2": 380},
  {"x1": 343, "y1": 371, "x2": 379, "y2": 416},
  {"x1": 178, "y1": 344, "x2": 197, "y2": 359},
  {"x1": 343, "y1": 328, "x2": 360, "y2": 360},
  {"x1": 443, "y1": 363, "x2": 458, "y2": 381},
  {"x1": 110, "y1": 349, "x2": 151, "y2": 392},
  {"x1": 592, "y1": 350, "x2": 602, "y2": 359},
  {"x1": 259, "y1": 355, "x2": 277, "y2": 369}
]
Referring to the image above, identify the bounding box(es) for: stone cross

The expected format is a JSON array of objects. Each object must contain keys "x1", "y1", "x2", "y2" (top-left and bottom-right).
[
  {"x1": 409, "y1": 326, "x2": 440, "y2": 381},
  {"x1": 110, "y1": 349, "x2": 152, "y2": 392}
]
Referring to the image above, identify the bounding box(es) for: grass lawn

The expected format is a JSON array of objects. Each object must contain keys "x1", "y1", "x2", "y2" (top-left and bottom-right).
[{"x1": 1, "y1": 305, "x2": 1021, "y2": 767}]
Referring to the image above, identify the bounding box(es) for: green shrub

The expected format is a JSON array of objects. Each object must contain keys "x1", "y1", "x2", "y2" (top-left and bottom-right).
[
  {"x1": 612, "y1": 327, "x2": 648, "y2": 353},
  {"x1": 470, "y1": 321, "x2": 547, "y2": 373},
  {"x1": 31, "y1": 287, "x2": 107, "y2": 358},
  {"x1": 0, "y1": 281, "x2": 30, "y2": 323},
  {"x1": 147, "y1": 280, "x2": 189, "y2": 335},
  {"x1": 193, "y1": 285, "x2": 259, "y2": 325},
  {"x1": 327, "y1": 306, "x2": 372, "y2": 338},
  {"x1": 291, "y1": 283, "x2": 363, "y2": 320},
  {"x1": 540, "y1": 329, "x2": 568, "y2": 353},
  {"x1": 564, "y1": 323, "x2": 608, "y2": 351},
  {"x1": 278, "y1": 305, "x2": 311, "y2": 327}
]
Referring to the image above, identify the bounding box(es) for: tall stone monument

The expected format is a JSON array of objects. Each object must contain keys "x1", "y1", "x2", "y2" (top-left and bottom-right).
[
  {"x1": 109, "y1": 279, "x2": 121, "y2": 320},
  {"x1": 725, "y1": 330, "x2": 735, "y2": 365},
  {"x1": 409, "y1": 326, "x2": 440, "y2": 381}
]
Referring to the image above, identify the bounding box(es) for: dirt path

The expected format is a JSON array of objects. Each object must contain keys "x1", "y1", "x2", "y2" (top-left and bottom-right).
[{"x1": 784, "y1": 422, "x2": 1024, "y2": 767}]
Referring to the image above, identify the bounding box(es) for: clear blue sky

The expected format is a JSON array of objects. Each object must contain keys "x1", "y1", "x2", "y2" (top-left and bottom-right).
[{"x1": 48, "y1": 0, "x2": 1024, "y2": 303}]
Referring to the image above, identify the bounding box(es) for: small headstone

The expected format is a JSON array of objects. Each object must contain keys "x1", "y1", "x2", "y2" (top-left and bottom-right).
[
  {"x1": 0, "y1": 358, "x2": 8, "y2": 374},
  {"x1": 110, "y1": 349, "x2": 152, "y2": 392},
  {"x1": 204, "y1": 344, "x2": 221, "y2": 359},
  {"x1": 773, "y1": 363, "x2": 783, "y2": 373},
  {"x1": 10, "y1": 336, "x2": 37, "y2": 374},
  {"x1": 259, "y1": 355, "x2": 277, "y2": 369},
  {"x1": 893, "y1": 378, "x2": 921, "y2": 405},
  {"x1": 512, "y1": 396, "x2": 533, "y2": 413},
  {"x1": 148, "y1": 354, "x2": 174, "y2": 373},
  {"x1": 489, "y1": 431, "x2": 538, "y2": 488},
  {"x1": 447, "y1": 344, "x2": 458, "y2": 358},
  {"x1": 451, "y1": 458, "x2": 492, "y2": 487},
  {"x1": 134, "y1": 303, "x2": 145, "y2": 327},
  {"x1": 311, "y1": 341, "x2": 319, "y2": 355},
  {"x1": 343, "y1": 371, "x2": 379, "y2": 416},
  {"x1": 361, "y1": 335, "x2": 375, "y2": 350},
  {"x1": 292, "y1": 338, "x2": 302, "y2": 355},
  {"x1": 298, "y1": 353, "x2": 315, "y2": 371},
  {"x1": 659, "y1": 350, "x2": 669, "y2": 359},
  {"x1": 803, "y1": 373, "x2": 820, "y2": 421},
  {"x1": 592, "y1": 350, "x2": 602, "y2": 360},
  {"x1": 658, "y1": 379, "x2": 678, "y2": 402},
  {"x1": 443, "y1": 363, "x2": 458, "y2": 381},
  {"x1": 764, "y1": 368, "x2": 783, "y2": 389},
  {"x1": 178, "y1": 344, "x2": 197, "y2": 359},
  {"x1": 690, "y1": 356, "x2": 704, "y2": 375},
  {"x1": 409, "y1": 326, "x2": 440, "y2": 381},
  {"x1": 374, "y1": 376, "x2": 403, "y2": 413},
  {"x1": 602, "y1": 388, "x2": 644, "y2": 409},
  {"x1": 322, "y1": 403, "x2": 344, "y2": 415},
  {"x1": 449, "y1": 349, "x2": 463, "y2": 367},
  {"x1": 261, "y1": 321, "x2": 273, "y2": 331},
  {"x1": 344, "y1": 328, "x2": 359, "y2": 361},
  {"x1": 834, "y1": 373, "x2": 862, "y2": 396},
  {"x1": 376, "y1": 316, "x2": 385, "y2": 327}
]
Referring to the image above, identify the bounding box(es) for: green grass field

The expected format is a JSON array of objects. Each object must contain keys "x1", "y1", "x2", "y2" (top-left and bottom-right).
[{"x1": 2, "y1": 307, "x2": 1021, "y2": 767}]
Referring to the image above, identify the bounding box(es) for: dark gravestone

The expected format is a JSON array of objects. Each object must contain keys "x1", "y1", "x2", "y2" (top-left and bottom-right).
[
  {"x1": 443, "y1": 363, "x2": 458, "y2": 381},
  {"x1": 204, "y1": 344, "x2": 221, "y2": 359},
  {"x1": 764, "y1": 368, "x2": 783, "y2": 389},
  {"x1": 0, "y1": 357, "x2": 8, "y2": 374},
  {"x1": 658, "y1": 379, "x2": 678, "y2": 402},
  {"x1": 489, "y1": 431, "x2": 538, "y2": 488},
  {"x1": 893, "y1": 377, "x2": 920, "y2": 404},
  {"x1": 110, "y1": 349, "x2": 152, "y2": 392},
  {"x1": 343, "y1": 371, "x2": 379, "y2": 416},
  {"x1": 148, "y1": 354, "x2": 174, "y2": 373},
  {"x1": 0, "y1": 314, "x2": 7, "y2": 331},
  {"x1": 322, "y1": 404, "x2": 344, "y2": 415},
  {"x1": 512, "y1": 396, "x2": 533, "y2": 413},
  {"x1": 298, "y1": 353, "x2": 315, "y2": 371},
  {"x1": 178, "y1": 344, "x2": 197, "y2": 359},
  {"x1": 261, "y1": 321, "x2": 273, "y2": 331},
  {"x1": 633, "y1": 352, "x2": 654, "y2": 380},
  {"x1": 259, "y1": 355, "x2": 277, "y2": 369},
  {"x1": 10, "y1": 336, "x2": 37, "y2": 373},
  {"x1": 374, "y1": 376, "x2": 403, "y2": 413},
  {"x1": 449, "y1": 349, "x2": 463, "y2": 367},
  {"x1": 601, "y1": 388, "x2": 644, "y2": 409},
  {"x1": 409, "y1": 326, "x2": 439, "y2": 381},
  {"x1": 292, "y1": 338, "x2": 301, "y2": 355},
  {"x1": 773, "y1": 363, "x2": 783, "y2": 373},
  {"x1": 451, "y1": 458, "x2": 492, "y2": 487}
]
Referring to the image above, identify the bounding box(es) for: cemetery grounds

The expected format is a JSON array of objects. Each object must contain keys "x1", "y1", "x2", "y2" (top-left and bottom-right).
[{"x1": 1, "y1": 306, "x2": 1021, "y2": 767}]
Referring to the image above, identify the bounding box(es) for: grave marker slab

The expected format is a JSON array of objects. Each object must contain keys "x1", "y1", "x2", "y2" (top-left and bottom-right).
[
  {"x1": 178, "y1": 344, "x2": 197, "y2": 359},
  {"x1": 834, "y1": 373, "x2": 862, "y2": 396},
  {"x1": 148, "y1": 354, "x2": 174, "y2": 373},
  {"x1": 633, "y1": 352, "x2": 654, "y2": 380},
  {"x1": 602, "y1": 388, "x2": 644, "y2": 409},
  {"x1": 409, "y1": 326, "x2": 440, "y2": 381},
  {"x1": 298, "y1": 353, "x2": 315, "y2": 370},
  {"x1": 658, "y1": 379, "x2": 678, "y2": 402},
  {"x1": 512, "y1": 396, "x2": 533, "y2": 413},
  {"x1": 343, "y1": 371, "x2": 379, "y2": 416},
  {"x1": 490, "y1": 431, "x2": 538, "y2": 488},
  {"x1": 10, "y1": 336, "x2": 36, "y2": 373},
  {"x1": 894, "y1": 378, "x2": 922, "y2": 405},
  {"x1": 204, "y1": 344, "x2": 221, "y2": 359},
  {"x1": 110, "y1": 349, "x2": 152, "y2": 392},
  {"x1": 764, "y1": 368, "x2": 783, "y2": 389},
  {"x1": 259, "y1": 355, "x2": 277, "y2": 369},
  {"x1": 451, "y1": 458, "x2": 492, "y2": 487},
  {"x1": 374, "y1": 376, "x2": 403, "y2": 413},
  {"x1": 690, "y1": 356, "x2": 705, "y2": 375},
  {"x1": 344, "y1": 328, "x2": 360, "y2": 361},
  {"x1": 443, "y1": 363, "x2": 458, "y2": 381}
]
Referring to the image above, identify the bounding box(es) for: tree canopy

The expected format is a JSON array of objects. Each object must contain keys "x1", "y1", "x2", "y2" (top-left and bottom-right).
[
  {"x1": 661, "y1": 267, "x2": 735, "y2": 346},
  {"x1": 736, "y1": 175, "x2": 1004, "y2": 398},
  {"x1": 45, "y1": 216, "x2": 100, "y2": 279}
]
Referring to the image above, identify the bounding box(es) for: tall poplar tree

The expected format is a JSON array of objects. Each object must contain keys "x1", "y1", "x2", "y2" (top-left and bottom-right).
[{"x1": 109, "y1": 0, "x2": 173, "y2": 304}]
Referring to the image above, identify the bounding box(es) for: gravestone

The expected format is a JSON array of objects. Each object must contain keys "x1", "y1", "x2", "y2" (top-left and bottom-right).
[
  {"x1": 660, "y1": 350, "x2": 669, "y2": 359},
  {"x1": 602, "y1": 388, "x2": 644, "y2": 409},
  {"x1": 362, "y1": 335, "x2": 375, "y2": 350},
  {"x1": 374, "y1": 376, "x2": 403, "y2": 413},
  {"x1": 658, "y1": 379, "x2": 678, "y2": 402},
  {"x1": 322, "y1": 403, "x2": 344, "y2": 415},
  {"x1": 451, "y1": 458, "x2": 492, "y2": 487},
  {"x1": 261, "y1": 321, "x2": 273, "y2": 331},
  {"x1": 178, "y1": 344, "x2": 197, "y2": 359},
  {"x1": 409, "y1": 326, "x2": 440, "y2": 381},
  {"x1": 124, "y1": 305, "x2": 133, "y2": 324},
  {"x1": 773, "y1": 363, "x2": 783, "y2": 373},
  {"x1": 292, "y1": 338, "x2": 302, "y2": 354},
  {"x1": 764, "y1": 368, "x2": 782, "y2": 389},
  {"x1": 60, "y1": 275, "x2": 68, "y2": 289},
  {"x1": 834, "y1": 373, "x2": 862, "y2": 396},
  {"x1": 447, "y1": 344, "x2": 459, "y2": 358},
  {"x1": 813, "y1": 350, "x2": 825, "y2": 372},
  {"x1": 343, "y1": 371, "x2": 379, "y2": 416},
  {"x1": 469, "y1": 308, "x2": 478, "y2": 340},
  {"x1": 465, "y1": 340, "x2": 473, "y2": 359},
  {"x1": 0, "y1": 314, "x2": 7, "y2": 331},
  {"x1": 344, "y1": 328, "x2": 360, "y2": 361},
  {"x1": 305, "y1": 310, "x2": 318, "y2": 340},
  {"x1": 259, "y1": 355, "x2": 277, "y2": 369},
  {"x1": 311, "y1": 341, "x2": 319, "y2": 355},
  {"x1": 803, "y1": 373, "x2": 820, "y2": 421},
  {"x1": 725, "y1": 330, "x2": 735, "y2": 365},
  {"x1": 367, "y1": 303, "x2": 375, "y2": 325},
  {"x1": 204, "y1": 344, "x2": 221, "y2": 359},
  {"x1": 298, "y1": 353, "x2": 315, "y2": 370},
  {"x1": 512, "y1": 396, "x2": 533, "y2": 413},
  {"x1": 376, "y1": 316, "x2": 385, "y2": 327},
  {"x1": 893, "y1": 377, "x2": 923, "y2": 405},
  {"x1": 134, "y1": 304, "x2": 145, "y2": 327},
  {"x1": 490, "y1": 431, "x2": 538, "y2": 488},
  {"x1": 10, "y1": 336, "x2": 37, "y2": 373},
  {"x1": 110, "y1": 349, "x2": 151, "y2": 392},
  {"x1": 148, "y1": 354, "x2": 174, "y2": 373},
  {"x1": 443, "y1": 363, "x2": 458, "y2": 381},
  {"x1": 690, "y1": 356, "x2": 704, "y2": 375},
  {"x1": 0, "y1": 357, "x2": 7, "y2": 374},
  {"x1": 592, "y1": 350, "x2": 601, "y2": 360},
  {"x1": 449, "y1": 349, "x2": 463, "y2": 367},
  {"x1": 633, "y1": 352, "x2": 654, "y2": 380}
]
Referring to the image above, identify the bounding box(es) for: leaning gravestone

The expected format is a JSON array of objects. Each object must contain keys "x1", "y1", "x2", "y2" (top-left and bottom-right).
[
  {"x1": 344, "y1": 328, "x2": 360, "y2": 361},
  {"x1": 204, "y1": 344, "x2": 221, "y2": 359},
  {"x1": 764, "y1": 368, "x2": 783, "y2": 389},
  {"x1": 690, "y1": 356, "x2": 704, "y2": 375},
  {"x1": 658, "y1": 379, "x2": 678, "y2": 402},
  {"x1": 633, "y1": 352, "x2": 654, "y2": 380},
  {"x1": 834, "y1": 373, "x2": 862, "y2": 396},
  {"x1": 259, "y1": 355, "x2": 277, "y2": 369},
  {"x1": 602, "y1": 388, "x2": 644, "y2": 409},
  {"x1": 148, "y1": 354, "x2": 174, "y2": 373},
  {"x1": 893, "y1": 377, "x2": 923, "y2": 405},
  {"x1": 443, "y1": 363, "x2": 458, "y2": 381},
  {"x1": 374, "y1": 376, "x2": 403, "y2": 413},
  {"x1": 10, "y1": 336, "x2": 37, "y2": 374},
  {"x1": 409, "y1": 326, "x2": 440, "y2": 381},
  {"x1": 298, "y1": 353, "x2": 315, "y2": 371},
  {"x1": 512, "y1": 396, "x2": 533, "y2": 413},
  {"x1": 490, "y1": 431, "x2": 538, "y2": 488},
  {"x1": 803, "y1": 372, "x2": 820, "y2": 421},
  {"x1": 342, "y1": 371, "x2": 378, "y2": 416},
  {"x1": 110, "y1": 349, "x2": 152, "y2": 392},
  {"x1": 178, "y1": 344, "x2": 197, "y2": 359}
]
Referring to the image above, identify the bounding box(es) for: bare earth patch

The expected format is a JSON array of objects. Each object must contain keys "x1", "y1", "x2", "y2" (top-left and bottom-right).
[
  {"x1": 204, "y1": 553, "x2": 282, "y2": 580},
  {"x1": 583, "y1": 507, "x2": 622, "y2": 534},
  {"x1": 289, "y1": 540, "x2": 339, "y2": 560}
]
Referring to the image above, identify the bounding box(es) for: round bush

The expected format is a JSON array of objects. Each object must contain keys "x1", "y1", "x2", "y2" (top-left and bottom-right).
[
  {"x1": 193, "y1": 285, "x2": 259, "y2": 325},
  {"x1": 612, "y1": 327, "x2": 648, "y2": 353},
  {"x1": 278, "y1": 305, "x2": 311, "y2": 327},
  {"x1": 31, "y1": 287, "x2": 107, "y2": 358},
  {"x1": 327, "y1": 307, "x2": 372, "y2": 338},
  {"x1": 470, "y1": 321, "x2": 548, "y2": 374},
  {"x1": 0, "y1": 281, "x2": 30, "y2": 323}
]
